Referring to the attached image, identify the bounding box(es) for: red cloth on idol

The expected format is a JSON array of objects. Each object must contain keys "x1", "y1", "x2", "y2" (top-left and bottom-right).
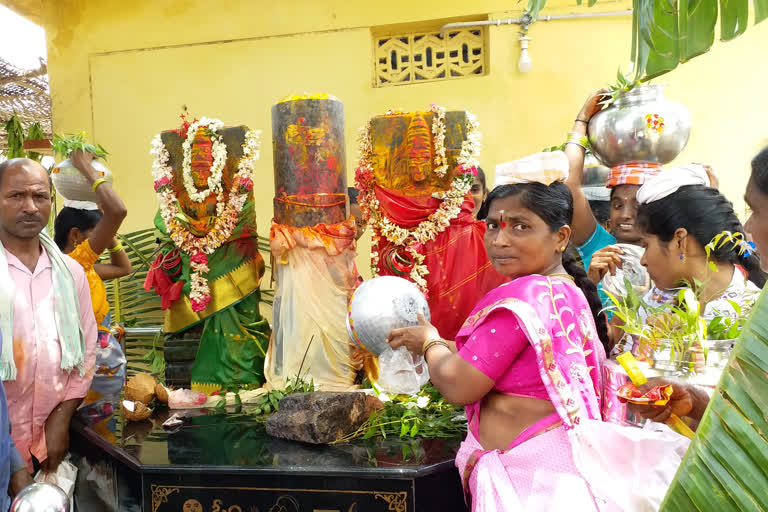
[
  {"x1": 144, "y1": 254, "x2": 185, "y2": 310},
  {"x1": 374, "y1": 184, "x2": 508, "y2": 340}
]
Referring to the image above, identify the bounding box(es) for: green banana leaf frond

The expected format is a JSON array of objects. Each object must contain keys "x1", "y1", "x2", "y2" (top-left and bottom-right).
[{"x1": 660, "y1": 287, "x2": 768, "y2": 511}]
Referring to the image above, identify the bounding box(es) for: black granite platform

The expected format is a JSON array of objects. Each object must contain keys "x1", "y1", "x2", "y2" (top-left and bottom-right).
[{"x1": 70, "y1": 396, "x2": 468, "y2": 512}]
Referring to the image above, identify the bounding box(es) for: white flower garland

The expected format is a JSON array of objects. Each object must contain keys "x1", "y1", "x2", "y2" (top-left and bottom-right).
[
  {"x1": 151, "y1": 124, "x2": 261, "y2": 312},
  {"x1": 181, "y1": 117, "x2": 228, "y2": 203},
  {"x1": 355, "y1": 106, "x2": 481, "y2": 293}
]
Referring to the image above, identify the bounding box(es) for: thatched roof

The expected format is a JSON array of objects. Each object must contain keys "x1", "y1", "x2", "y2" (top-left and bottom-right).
[{"x1": 0, "y1": 56, "x2": 51, "y2": 151}]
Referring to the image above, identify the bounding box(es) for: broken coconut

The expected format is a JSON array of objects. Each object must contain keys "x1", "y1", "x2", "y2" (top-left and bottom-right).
[
  {"x1": 155, "y1": 382, "x2": 171, "y2": 403},
  {"x1": 121, "y1": 400, "x2": 152, "y2": 421},
  {"x1": 124, "y1": 373, "x2": 157, "y2": 405}
]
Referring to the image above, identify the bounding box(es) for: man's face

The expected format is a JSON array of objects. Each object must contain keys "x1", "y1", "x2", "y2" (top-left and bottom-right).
[
  {"x1": 0, "y1": 162, "x2": 52, "y2": 240},
  {"x1": 607, "y1": 184, "x2": 642, "y2": 243}
]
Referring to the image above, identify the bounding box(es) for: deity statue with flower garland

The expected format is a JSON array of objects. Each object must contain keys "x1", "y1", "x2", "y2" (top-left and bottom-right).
[
  {"x1": 145, "y1": 116, "x2": 270, "y2": 393},
  {"x1": 355, "y1": 106, "x2": 507, "y2": 340}
]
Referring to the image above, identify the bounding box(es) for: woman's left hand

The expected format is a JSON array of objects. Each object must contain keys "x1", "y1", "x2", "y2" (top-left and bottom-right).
[{"x1": 387, "y1": 313, "x2": 439, "y2": 355}]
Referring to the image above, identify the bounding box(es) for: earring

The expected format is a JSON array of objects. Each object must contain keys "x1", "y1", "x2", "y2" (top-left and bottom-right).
[
  {"x1": 560, "y1": 247, "x2": 566, "y2": 253},
  {"x1": 679, "y1": 253, "x2": 684, "y2": 261}
]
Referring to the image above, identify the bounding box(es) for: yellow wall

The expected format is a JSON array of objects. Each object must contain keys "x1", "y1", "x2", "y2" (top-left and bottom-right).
[{"x1": 28, "y1": 0, "x2": 768, "y2": 279}]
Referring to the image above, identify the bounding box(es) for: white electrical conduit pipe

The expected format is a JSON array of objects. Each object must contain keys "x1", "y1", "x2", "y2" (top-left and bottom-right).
[{"x1": 439, "y1": 10, "x2": 633, "y2": 37}]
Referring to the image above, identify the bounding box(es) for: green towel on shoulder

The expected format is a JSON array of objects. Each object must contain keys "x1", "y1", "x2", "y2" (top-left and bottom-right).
[{"x1": 0, "y1": 230, "x2": 85, "y2": 380}]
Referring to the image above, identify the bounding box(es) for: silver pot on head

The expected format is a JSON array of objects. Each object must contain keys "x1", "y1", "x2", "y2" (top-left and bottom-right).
[{"x1": 588, "y1": 84, "x2": 692, "y2": 167}]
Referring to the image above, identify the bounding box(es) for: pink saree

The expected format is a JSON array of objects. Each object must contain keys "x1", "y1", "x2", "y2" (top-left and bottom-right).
[{"x1": 453, "y1": 275, "x2": 689, "y2": 511}]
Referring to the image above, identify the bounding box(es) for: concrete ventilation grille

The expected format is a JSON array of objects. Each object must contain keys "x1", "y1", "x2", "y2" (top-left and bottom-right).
[{"x1": 374, "y1": 28, "x2": 486, "y2": 87}]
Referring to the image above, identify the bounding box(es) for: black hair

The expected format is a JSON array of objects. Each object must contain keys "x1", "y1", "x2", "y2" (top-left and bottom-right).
[
  {"x1": 478, "y1": 182, "x2": 611, "y2": 352},
  {"x1": 637, "y1": 185, "x2": 766, "y2": 288},
  {"x1": 588, "y1": 200, "x2": 611, "y2": 225},
  {"x1": 476, "y1": 167, "x2": 487, "y2": 192},
  {"x1": 348, "y1": 186, "x2": 360, "y2": 205},
  {"x1": 750, "y1": 146, "x2": 768, "y2": 196},
  {"x1": 53, "y1": 207, "x2": 103, "y2": 251}
]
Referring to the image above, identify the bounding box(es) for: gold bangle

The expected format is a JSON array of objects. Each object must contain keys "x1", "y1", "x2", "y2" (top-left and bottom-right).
[
  {"x1": 108, "y1": 242, "x2": 123, "y2": 254},
  {"x1": 422, "y1": 338, "x2": 449, "y2": 355},
  {"x1": 92, "y1": 178, "x2": 108, "y2": 192}
]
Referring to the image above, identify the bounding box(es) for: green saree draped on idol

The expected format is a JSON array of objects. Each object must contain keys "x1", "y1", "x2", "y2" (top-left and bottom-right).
[{"x1": 146, "y1": 124, "x2": 270, "y2": 393}]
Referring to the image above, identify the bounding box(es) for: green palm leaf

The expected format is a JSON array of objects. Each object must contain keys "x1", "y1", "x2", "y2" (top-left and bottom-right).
[{"x1": 660, "y1": 288, "x2": 768, "y2": 511}]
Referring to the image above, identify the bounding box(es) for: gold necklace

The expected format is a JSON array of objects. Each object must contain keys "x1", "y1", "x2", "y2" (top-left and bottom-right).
[{"x1": 547, "y1": 272, "x2": 575, "y2": 281}]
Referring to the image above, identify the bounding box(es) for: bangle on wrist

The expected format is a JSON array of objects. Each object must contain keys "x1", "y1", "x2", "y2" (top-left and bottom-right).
[
  {"x1": 575, "y1": 118, "x2": 589, "y2": 124},
  {"x1": 423, "y1": 338, "x2": 449, "y2": 355},
  {"x1": 108, "y1": 242, "x2": 124, "y2": 254},
  {"x1": 565, "y1": 133, "x2": 589, "y2": 151},
  {"x1": 92, "y1": 178, "x2": 108, "y2": 192}
]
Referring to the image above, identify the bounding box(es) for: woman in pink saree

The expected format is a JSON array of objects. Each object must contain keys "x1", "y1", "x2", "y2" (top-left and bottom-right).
[{"x1": 388, "y1": 155, "x2": 688, "y2": 511}]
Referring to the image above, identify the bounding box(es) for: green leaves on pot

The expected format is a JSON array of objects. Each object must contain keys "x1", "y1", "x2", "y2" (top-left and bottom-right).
[
  {"x1": 660, "y1": 288, "x2": 768, "y2": 510},
  {"x1": 52, "y1": 132, "x2": 109, "y2": 159}
]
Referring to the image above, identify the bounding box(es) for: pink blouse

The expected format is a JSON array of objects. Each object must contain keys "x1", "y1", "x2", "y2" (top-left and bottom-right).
[{"x1": 457, "y1": 310, "x2": 548, "y2": 401}]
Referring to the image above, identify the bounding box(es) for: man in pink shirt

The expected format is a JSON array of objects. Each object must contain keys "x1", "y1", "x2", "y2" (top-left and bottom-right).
[{"x1": 0, "y1": 158, "x2": 97, "y2": 474}]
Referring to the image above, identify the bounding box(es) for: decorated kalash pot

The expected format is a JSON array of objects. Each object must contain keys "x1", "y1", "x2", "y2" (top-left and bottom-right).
[
  {"x1": 355, "y1": 106, "x2": 507, "y2": 343},
  {"x1": 602, "y1": 285, "x2": 747, "y2": 428},
  {"x1": 265, "y1": 94, "x2": 360, "y2": 391},
  {"x1": 588, "y1": 84, "x2": 692, "y2": 167},
  {"x1": 144, "y1": 116, "x2": 271, "y2": 393},
  {"x1": 51, "y1": 133, "x2": 113, "y2": 202}
]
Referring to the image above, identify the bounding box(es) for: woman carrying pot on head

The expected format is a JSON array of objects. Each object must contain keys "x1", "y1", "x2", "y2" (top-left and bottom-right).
[
  {"x1": 564, "y1": 92, "x2": 662, "y2": 273},
  {"x1": 53, "y1": 149, "x2": 131, "y2": 401},
  {"x1": 608, "y1": 164, "x2": 764, "y2": 353},
  {"x1": 386, "y1": 152, "x2": 693, "y2": 510},
  {"x1": 627, "y1": 146, "x2": 768, "y2": 429}
]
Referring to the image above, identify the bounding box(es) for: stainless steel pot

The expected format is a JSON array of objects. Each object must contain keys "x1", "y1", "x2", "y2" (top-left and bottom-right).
[{"x1": 588, "y1": 84, "x2": 692, "y2": 167}]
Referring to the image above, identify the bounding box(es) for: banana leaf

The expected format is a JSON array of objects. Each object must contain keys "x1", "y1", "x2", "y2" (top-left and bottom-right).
[
  {"x1": 660, "y1": 288, "x2": 768, "y2": 511},
  {"x1": 720, "y1": 0, "x2": 749, "y2": 40},
  {"x1": 756, "y1": 0, "x2": 768, "y2": 23},
  {"x1": 526, "y1": 0, "x2": 767, "y2": 80}
]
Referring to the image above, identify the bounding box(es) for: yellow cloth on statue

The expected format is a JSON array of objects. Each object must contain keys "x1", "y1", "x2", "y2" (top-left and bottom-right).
[{"x1": 69, "y1": 240, "x2": 109, "y2": 325}]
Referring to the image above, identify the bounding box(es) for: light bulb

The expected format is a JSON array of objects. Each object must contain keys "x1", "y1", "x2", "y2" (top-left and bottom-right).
[
  {"x1": 518, "y1": 35, "x2": 532, "y2": 73},
  {"x1": 518, "y1": 48, "x2": 532, "y2": 73}
]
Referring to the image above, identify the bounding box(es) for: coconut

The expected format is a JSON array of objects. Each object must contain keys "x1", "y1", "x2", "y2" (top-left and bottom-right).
[
  {"x1": 155, "y1": 382, "x2": 171, "y2": 403},
  {"x1": 121, "y1": 400, "x2": 152, "y2": 421},
  {"x1": 124, "y1": 373, "x2": 157, "y2": 405}
]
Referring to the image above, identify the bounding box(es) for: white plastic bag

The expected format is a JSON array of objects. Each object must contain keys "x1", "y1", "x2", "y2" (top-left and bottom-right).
[
  {"x1": 570, "y1": 419, "x2": 690, "y2": 511},
  {"x1": 34, "y1": 456, "x2": 77, "y2": 511},
  {"x1": 376, "y1": 346, "x2": 429, "y2": 395}
]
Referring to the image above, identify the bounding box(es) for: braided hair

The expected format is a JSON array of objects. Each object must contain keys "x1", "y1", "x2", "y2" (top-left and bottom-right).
[
  {"x1": 637, "y1": 185, "x2": 765, "y2": 288},
  {"x1": 478, "y1": 182, "x2": 611, "y2": 351}
]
